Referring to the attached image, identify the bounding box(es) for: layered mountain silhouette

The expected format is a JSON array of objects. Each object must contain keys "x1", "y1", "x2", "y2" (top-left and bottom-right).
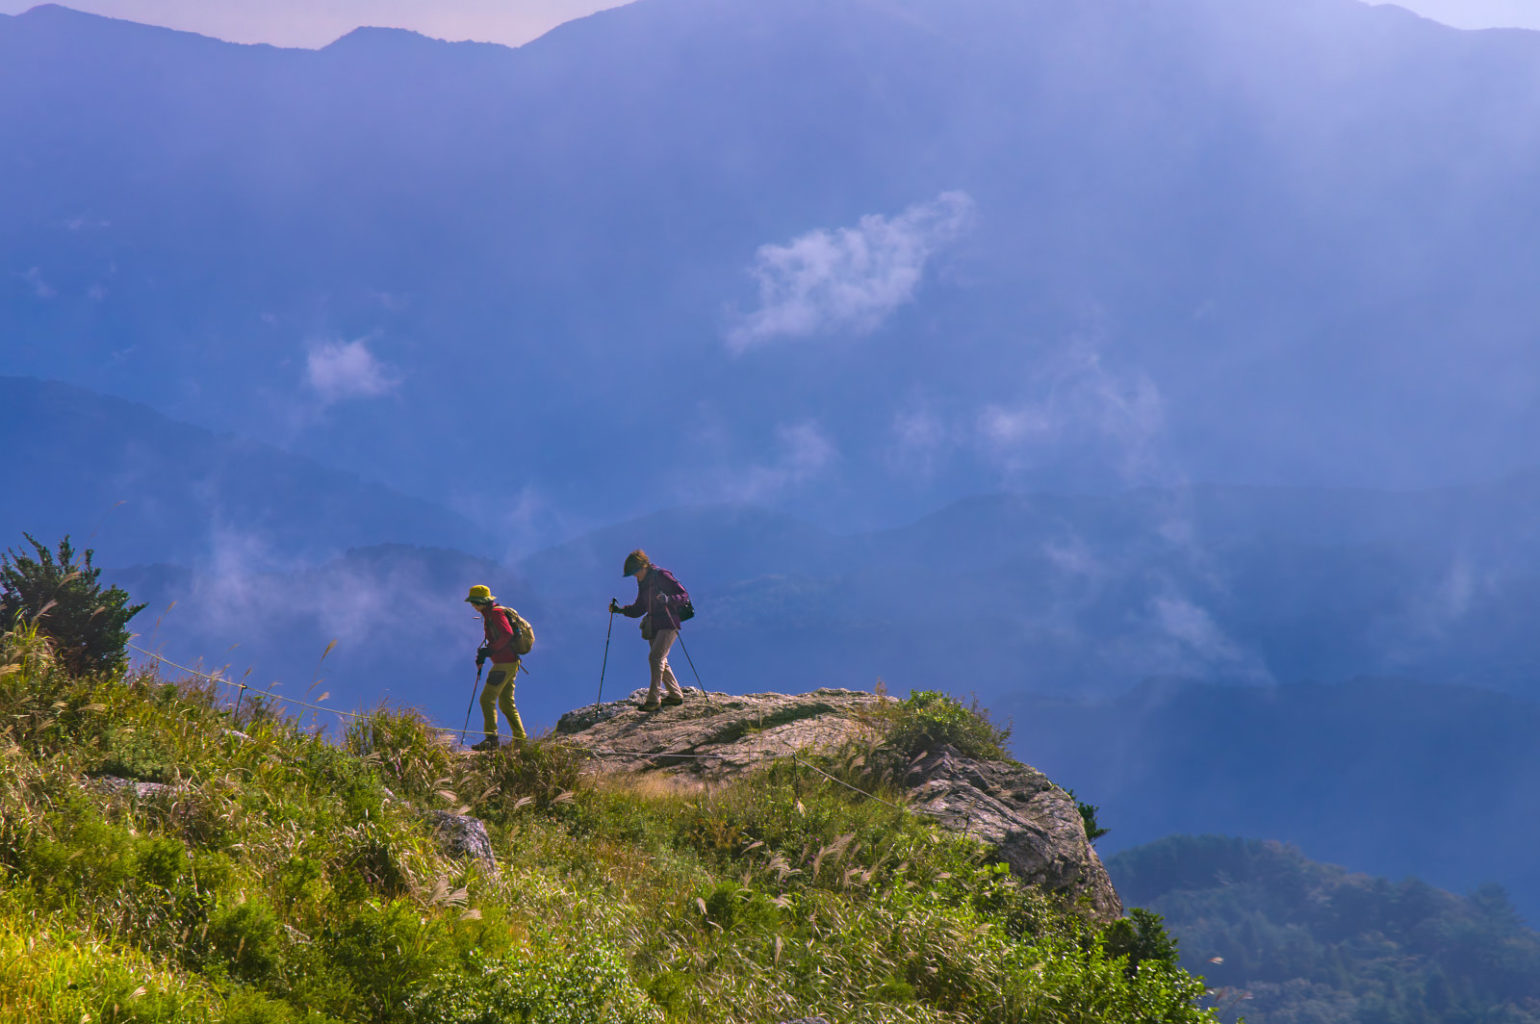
[
  {"x1": 6, "y1": 0, "x2": 1540, "y2": 533},
  {"x1": 0, "y1": 376, "x2": 488, "y2": 567},
  {"x1": 1020, "y1": 680, "x2": 1540, "y2": 923}
]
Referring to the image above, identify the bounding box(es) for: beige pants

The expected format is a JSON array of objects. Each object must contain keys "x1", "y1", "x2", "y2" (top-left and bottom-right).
[
  {"x1": 647, "y1": 629, "x2": 685, "y2": 703},
  {"x1": 481, "y1": 662, "x2": 525, "y2": 740}
]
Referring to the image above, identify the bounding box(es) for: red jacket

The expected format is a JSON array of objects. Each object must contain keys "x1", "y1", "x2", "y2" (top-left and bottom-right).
[{"x1": 479, "y1": 604, "x2": 520, "y2": 664}]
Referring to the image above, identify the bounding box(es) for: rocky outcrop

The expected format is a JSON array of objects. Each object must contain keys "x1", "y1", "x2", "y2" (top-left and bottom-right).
[
  {"x1": 426, "y1": 810, "x2": 498, "y2": 876},
  {"x1": 555, "y1": 686, "x2": 1121, "y2": 921},
  {"x1": 555, "y1": 686, "x2": 888, "y2": 775},
  {"x1": 906, "y1": 746, "x2": 1121, "y2": 921}
]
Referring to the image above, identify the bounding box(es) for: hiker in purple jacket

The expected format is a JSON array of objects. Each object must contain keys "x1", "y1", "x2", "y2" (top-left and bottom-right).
[{"x1": 609, "y1": 549, "x2": 689, "y2": 711}]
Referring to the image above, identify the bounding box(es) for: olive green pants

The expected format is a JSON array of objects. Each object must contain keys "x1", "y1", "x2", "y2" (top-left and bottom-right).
[{"x1": 481, "y1": 662, "x2": 525, "y2": 741}]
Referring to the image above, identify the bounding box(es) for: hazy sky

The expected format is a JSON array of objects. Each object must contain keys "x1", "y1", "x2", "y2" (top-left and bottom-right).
[
  {"x1": 0, "y1": 0, "x2": 632, "y2": 46},
  {"x1": 2, "y1": 0, "x2": 1538, "y2": 47}
]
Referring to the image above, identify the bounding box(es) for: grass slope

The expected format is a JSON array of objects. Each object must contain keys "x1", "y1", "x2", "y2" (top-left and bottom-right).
[{"x1": 0, "y1": 634, "x2": 1217, "y2": 1023}]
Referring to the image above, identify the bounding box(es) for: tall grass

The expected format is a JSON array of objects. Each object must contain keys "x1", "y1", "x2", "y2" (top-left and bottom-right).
[{"x1": 0, "y1": 631, "x2": 1218, "y2": 1023}]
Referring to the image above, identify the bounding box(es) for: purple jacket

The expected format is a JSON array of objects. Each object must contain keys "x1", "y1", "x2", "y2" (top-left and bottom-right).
[{"x1": 619, "y1": 567, "x2": 689, "y2": 634}]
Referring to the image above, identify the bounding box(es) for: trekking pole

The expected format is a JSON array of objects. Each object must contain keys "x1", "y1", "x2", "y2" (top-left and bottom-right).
[
  {"x1": 594, "y1": 608, "x2": 615, "y2": 713},
  {"x1": 675, "y1": 634, "x2": 712, "y2": 706},
  {"x1": 461, "y1": 663, "x2": 484, "y2": 744}
]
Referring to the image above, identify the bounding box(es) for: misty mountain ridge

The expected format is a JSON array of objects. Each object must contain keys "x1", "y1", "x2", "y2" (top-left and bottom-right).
[
  {"x1": 8, "y1": 0, "x2": 1540, "y2": 540},
  {"x1": 1013, "y1": 678, "x2": 1540, "y2": 922},
  {"x1": 0, "y1": 376, "x2": 491, "y2": 568}
]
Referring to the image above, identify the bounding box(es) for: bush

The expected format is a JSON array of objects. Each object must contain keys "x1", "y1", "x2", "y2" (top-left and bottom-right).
[
  {"x1": 1065, "y1": 788, "x2": 1109, "y2": 843},
  {"x1": 886, "y1": 690, "x2": 1012, "y2": 761},
  {"x1": 100, "y1": 726, "x2": 180, "y2": 784},
  {"x1": 464, "y1": 736, "x2": 587, "y2": 820},
  {"x1": 207, "y1": 900, "x2": 286, "y2": 982},
  {"x1": 344, "y1": 706, "x2": 458, "y2": 802},
  {"x1": 0, "y1": 534, "x2": 144, "y2": 676},
  {"x1": 410, "y1": 943, "x2": 663, "y2": 1024},
  {"x1": 1103, "y1": 907, "x2": 1181, "y2": 975}
]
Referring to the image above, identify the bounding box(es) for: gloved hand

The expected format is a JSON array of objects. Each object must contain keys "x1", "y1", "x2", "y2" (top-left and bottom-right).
[
  {"x1": 609, "y1": 599, "x2": 621, "y2": 614},
  {"x1": 476, "y1": 645, "x2": 490, "y2": 667}
]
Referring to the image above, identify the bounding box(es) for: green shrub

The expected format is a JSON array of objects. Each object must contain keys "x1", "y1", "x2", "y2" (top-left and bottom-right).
[
  {"x1": 1102, "y1": 907, "x2": 1182, "y2": 976},
  {"x1": 208, "y1": 899, "x2": 286, "y2": 982},
  {"x1": 320, "y1": 900, "x2": 458, "y2": 1024},
  {"x1": 1065, "y1": 788, "x2": 1109, "y2": 843},
  {"x1": 100, "y1": 725, "x2": 180, "y2": 783},
  {"x1": 219, "y1": 988, "x2": 313, "y2": 1024},
  {"x1": 699, "y1": 880, "x2": 783, "y2": 932},
  {"x1": 886, "y1": 689, "x2": 1012, "y2": 761},
  {"x1": 0, "y1": 534, "x2": 144, "y2": 676},
  {"x1": 411, "y1": 943, "x2": 662, "y2": 1024},
  {"x1": 345, "y1": 706, "x2": 459, "y2": 802},
  {"x1": 464, "y1": 736, "x2": 587, "y2": 820}
]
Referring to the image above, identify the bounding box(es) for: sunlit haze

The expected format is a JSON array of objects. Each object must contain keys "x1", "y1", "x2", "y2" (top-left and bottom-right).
[
  {"x1": 3, "y1": 0, "x2": 1539, "y2": 47},
  {"x1": 0, "y1": 0, "x2": 633, "y2": 47}
]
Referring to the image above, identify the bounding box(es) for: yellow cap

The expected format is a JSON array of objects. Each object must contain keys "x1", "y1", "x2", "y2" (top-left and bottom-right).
[{"x1": 465, "y1": 584, "x2": 494, "y2": 605}]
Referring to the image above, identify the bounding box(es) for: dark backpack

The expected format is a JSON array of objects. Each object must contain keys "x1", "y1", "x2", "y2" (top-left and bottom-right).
[
  {"x1": 662, "y1": 568, "x2": 694, "y2": 622},
  {"x1": 500, "y1": 607, "x2": 535, "y2": 655}
]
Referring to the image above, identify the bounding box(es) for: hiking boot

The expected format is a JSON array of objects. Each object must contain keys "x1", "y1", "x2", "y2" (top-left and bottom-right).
[
  {"x1": 661, "y1": 694, "x2": 684, "y2": 707},
  {"x1": 471, "y1": 736, "x2": 500, "y2": 751},
  {"x1": 637, "y1": 700, "x2": 661, "y2": 712}
]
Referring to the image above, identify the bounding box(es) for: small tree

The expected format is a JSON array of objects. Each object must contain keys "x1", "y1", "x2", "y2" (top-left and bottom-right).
[{"x1": 0, "y1": 534, "x2": 145, "y2": 676}]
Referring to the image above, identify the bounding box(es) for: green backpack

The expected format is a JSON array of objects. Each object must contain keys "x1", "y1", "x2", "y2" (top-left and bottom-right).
[{"x1": 500, "y1": 607, "x2": 535, "y2": 655}]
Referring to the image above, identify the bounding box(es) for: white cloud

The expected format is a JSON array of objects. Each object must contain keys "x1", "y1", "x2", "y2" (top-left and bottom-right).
[
  {"x1": 1043, "y1": 536, "x2": 1105, "y2": 580},
  {"x1": 726, "y1": 190, "x2": 975, "y2": 351},
  {"x1": 716, "y1": 421, "x2": 838, "y2": 503},
  {"x1": 305, "y1": 338, "x2": 400, "y2": 405},
  {"x1": 1149, "y1": 591, "x2": 1273, "y2": 682},
  {"x1": 887, "y1": 408, "x2": 956, "y2": 480},
  {"x1": 22, "y1": 267, "x2": 55, "y2": 299},
  {"x1": 976, "y1": 340, "x2": 1167, "y2": 485}
]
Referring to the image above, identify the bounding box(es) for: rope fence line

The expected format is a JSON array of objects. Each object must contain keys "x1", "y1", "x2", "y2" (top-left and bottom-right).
[
  {"x1": 131, "y1": 643, "x2": 595, "y2": 744},
  {"x1": 127, "y1": 642, "x2": 377, "y2": 724}
]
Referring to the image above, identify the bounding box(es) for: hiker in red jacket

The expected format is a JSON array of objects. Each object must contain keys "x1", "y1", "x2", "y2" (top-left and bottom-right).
[
  {"x1": 609, "y1": 549, "x2": 689, "y2": 711},
  {"x1": 466, "y1": 584, "x2": 525, "y2": 748}
]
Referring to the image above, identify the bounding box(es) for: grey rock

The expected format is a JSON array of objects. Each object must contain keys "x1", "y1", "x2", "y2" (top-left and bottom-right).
[
  {"x1": 906, "y1": 745, "x2": 1122, "y2": 922},
  {"x1": 88, "y1": 775, "x2": 178, "y2": 800},
  {"x1": 556, "y1": 687, "x2": 1122, "y2": 919},
  {"x1": 426, "y1": 810, "x2": 498, "y2": 875},
  {"x1": 555, "y1": 686, "x2": 891, "y2": 776}
]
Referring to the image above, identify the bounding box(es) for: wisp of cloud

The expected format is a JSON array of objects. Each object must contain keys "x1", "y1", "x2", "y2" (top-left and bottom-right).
[
  {"x1": 727, "y1": 190, "x2": 975, "y2": 351},
  {"x1": 305, "y1": 339, "x2": 400, "y2": 405}
]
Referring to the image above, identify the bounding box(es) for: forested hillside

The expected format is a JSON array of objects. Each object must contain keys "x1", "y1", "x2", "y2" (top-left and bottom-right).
[{"x1": 1108, "y1": 836, "x2": 1540, "y2": 1024}]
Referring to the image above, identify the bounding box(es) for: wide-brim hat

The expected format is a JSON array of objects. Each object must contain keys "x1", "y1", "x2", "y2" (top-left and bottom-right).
[{"x1": 465, "y1": 584, "x2": 495, "y2": 605}]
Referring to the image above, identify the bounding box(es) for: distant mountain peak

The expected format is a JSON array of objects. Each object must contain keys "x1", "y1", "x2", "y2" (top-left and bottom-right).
[{"x1": 321, "y1": 23, "x2": 512, "y2": 56}]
